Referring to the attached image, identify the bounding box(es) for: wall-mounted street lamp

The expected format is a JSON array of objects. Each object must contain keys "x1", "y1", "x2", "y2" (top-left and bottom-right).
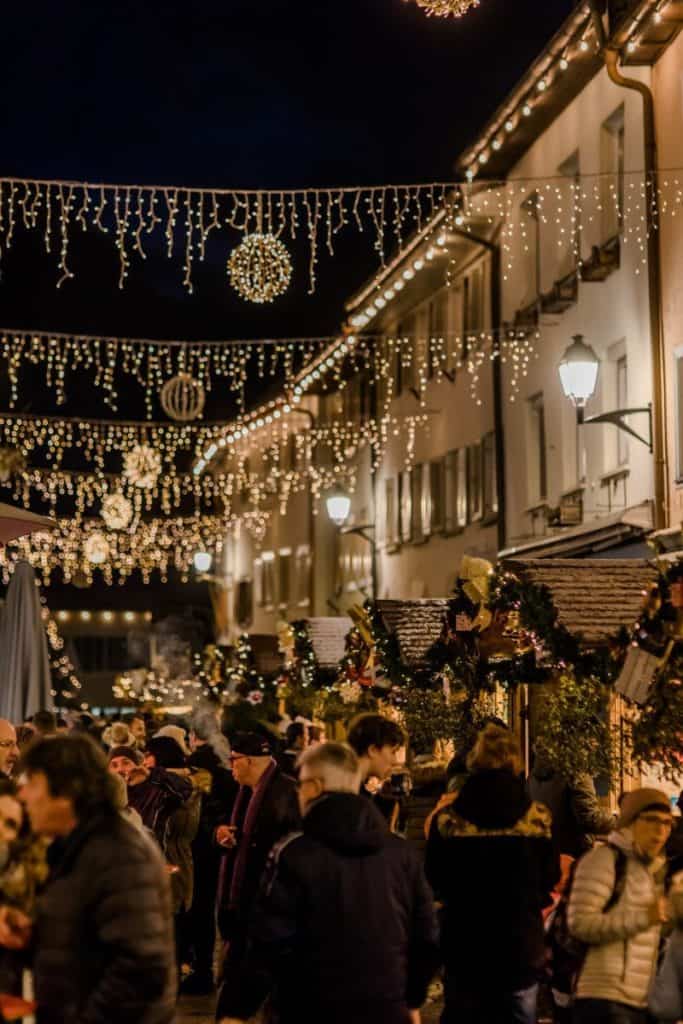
[
  {"x1": 558, "y1": 334, "x2": 653, "y2": 452},
  {"x1": 325, "y1": 491, "x2": 378, "y2": 600},
  {"x1": 193, "y1": 551, "x2": 213, "y2": 574}
]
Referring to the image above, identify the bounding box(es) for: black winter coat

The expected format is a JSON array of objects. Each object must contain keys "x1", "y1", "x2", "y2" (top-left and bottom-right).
[
  {"x1": 187, "y1": 742, "x2": 237, "y2": 840},
  {"x1": 425, "y1": 769, "x2": 559, "y2": 990},
  {"x1": 32, "y1": 811, "x2": 176, "y2": 1024},
  {"x1": 216, "y1": 767, "x2": 300, "y2": 942},
  {"x1": 528, "y1": 762, "x2": 613, "y2": 858},
  {"x1": 217, "y1": 792, "x2": 440, "y2": 1024}
]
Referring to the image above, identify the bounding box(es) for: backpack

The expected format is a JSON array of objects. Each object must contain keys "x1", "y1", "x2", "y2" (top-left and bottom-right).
[{"x1": 548, "y1": 844, "x2": 628, "y2": 983}]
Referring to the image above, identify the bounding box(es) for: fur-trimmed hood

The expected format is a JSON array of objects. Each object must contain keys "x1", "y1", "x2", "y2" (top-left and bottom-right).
[{"x1": 437, "y1": 768, "x2": 552, "y2": 840}]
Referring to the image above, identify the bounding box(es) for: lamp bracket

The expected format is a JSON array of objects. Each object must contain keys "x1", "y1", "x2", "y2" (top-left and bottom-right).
[
  {"x1": 340, "y1": 524, "x2": 376, "y2": 548},
  {"x1": 579, "y1": 404, "x2": 653, "y2": 452}
]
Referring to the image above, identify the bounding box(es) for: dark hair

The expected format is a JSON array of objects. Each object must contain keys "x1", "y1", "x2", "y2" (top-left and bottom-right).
[
  {"x1": 146, "y1": 736, "x2": 186, "y2": 769},
  {"x1": 285, "y1": 723, "x2": 306, "y2": 748},
  {"x1": 21, "y1": 735, "x2": 118, "y2": 820},
  {"x1": 0, "y1": 776, "x2": 28, "y2": 839},
  {"x1": 15, "y1": 725, "x2": 36, "y2": 750},
  {"x1": 32, "y1": 711, "x2": 56, "y2": 735},
  {"x1": 346, "y1": 714, "x2": 406, "y2": 757},
  {"x1": 56, "y1": 717, "x2": 68, "y2": 730}
]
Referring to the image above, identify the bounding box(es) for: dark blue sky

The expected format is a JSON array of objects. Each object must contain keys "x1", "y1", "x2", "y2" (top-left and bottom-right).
[{"x1": 0, "y1": 0, "x2": 575, "y2": 348}]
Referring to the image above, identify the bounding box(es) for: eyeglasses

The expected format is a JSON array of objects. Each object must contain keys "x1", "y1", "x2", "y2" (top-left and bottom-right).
[{"x1": 638, "y1": 814, "x2": 673, "y2": 830}]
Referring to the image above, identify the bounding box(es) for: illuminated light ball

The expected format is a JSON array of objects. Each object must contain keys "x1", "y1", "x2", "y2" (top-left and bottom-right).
[
  {"x1": 160, "y1": 372, "x2": 206, "y2": 423},
  {"x1": 101, "y1": 492, "x2": 133, "y2": 531},
  {"x1": 414, "y1": 0, "x2": 479, "y2": 16},
  {"x1": 228, "y1": 233, "x2": 293, "y2": 304},
  {"x1": 84, "y1": 532, "x2": 110, "y2": 566},
  {"x1": 123, "y1": 444, "x2": 162, "y2": 490}
]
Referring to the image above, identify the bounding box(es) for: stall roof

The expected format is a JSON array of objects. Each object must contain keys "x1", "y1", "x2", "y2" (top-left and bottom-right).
[
  {"x1": 304, "y1": 617, "x2": 351, "y2": 669},
  {"x1": 376, "y1": 599, "x2": 448, "y2": 669},
  {"x1": 503, "y1": 558, "x2": 657, "y2": 645}
]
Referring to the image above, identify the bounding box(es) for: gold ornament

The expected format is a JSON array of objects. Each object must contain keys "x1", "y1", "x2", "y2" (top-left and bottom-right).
[
  {"x1": 101, "y1": 492, "x2": 133, "y2": 531},
  {"x1": 228, "y1": 233, "x2": 292, "y2": 304},
  {"x1": 415, "y1": 0, "x2": 479, "y2": 16},
  {"x1": 123, "y1": 444, "x2": 162, "y2": 490},
  {"x1": 84, "y1": 531, "x2": 110, "y2": 566},
  {"x1": 160, "y1": 372, "x2": 206, "y2": 423}
]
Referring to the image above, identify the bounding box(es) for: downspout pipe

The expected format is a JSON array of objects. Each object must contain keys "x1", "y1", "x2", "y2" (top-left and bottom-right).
[{"x1": 588, "y1": 0, "x2": 669, "y2": 529}]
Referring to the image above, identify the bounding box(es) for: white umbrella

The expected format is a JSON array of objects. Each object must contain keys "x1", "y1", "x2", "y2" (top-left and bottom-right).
[
  {"x1": 0, "y1": 502, "x2": 55, "y2": 544},
  {"x1": 0, "y1": 561, "x2": 52, "y2": 722}
]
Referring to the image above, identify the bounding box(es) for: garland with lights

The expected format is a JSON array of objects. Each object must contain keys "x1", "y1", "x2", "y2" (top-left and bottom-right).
[{"x1": 415, "y1": 0, "x2": 479, "y2": 18}]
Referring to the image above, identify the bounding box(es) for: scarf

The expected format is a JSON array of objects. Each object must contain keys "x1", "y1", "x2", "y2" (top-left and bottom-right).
[{"x1": 224, "y1": 759, "x2": 277, "y2": 912}]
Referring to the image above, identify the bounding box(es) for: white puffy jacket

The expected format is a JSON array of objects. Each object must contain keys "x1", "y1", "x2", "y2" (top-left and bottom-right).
[{"x1": 568, "y1": 830, "x2": 665, "y2": 1008}]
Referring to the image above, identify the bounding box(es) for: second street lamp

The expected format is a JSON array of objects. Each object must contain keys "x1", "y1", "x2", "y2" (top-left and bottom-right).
[
  {"x1": 558, "y1": 333, "x2": 653, "y2": 451},
  {"x1": 325, "y1": 490, "x2": 378, "y2": 600}
]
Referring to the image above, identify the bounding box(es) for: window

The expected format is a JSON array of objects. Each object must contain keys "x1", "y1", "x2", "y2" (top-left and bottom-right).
[
  {"x1": 234, "y1": 579, "x2": 253, "y2": 629},
  {"x1": 411, "y1": 465, "x2": 424, "y2": 542},
  {"x1": 385, "y1": 477, "x2": 399, "y2": 548},
  {"x1": 257, "y1": 553, "x2": 275, "y2": 609},
  {"x1": 601, "y1": 104, "x2": 625, "y2": 242},
  {"x1": 558, "y1": 150, "x2": 581, "y2": 276},
  {"x1": 400, "y1": 469, "x2": 412, "y2": 543},
  {"x1": 519, "y1": 191, "x2": 540, "y2": 308},
  {"x1": 278, "y1": 549, "x2": 291, "y2": 609},
  {"x1": 444, "y1": 449, "x2": 468, "y2": 532},
  {"x1": 428, "y1": 460, "x2": 445, "y2": 534},
  {"x1": 482, "y1": 432, "x2": 498, "y2": 519},
  {"x1": 528, "y1": 393, "x2": 548, "y2": 503},
  {"x1": 616, "y1": 355, "x2": 628, "y2": 466},
  {"x1": 428, "y1": 293, "x2": 448, "y2": 378},
  {"x1": 467, "y1": 444, "x2": 483, "y2": 523},
  {"x1": 295, "y1": 546, "x2": 310, "y2": 606}
]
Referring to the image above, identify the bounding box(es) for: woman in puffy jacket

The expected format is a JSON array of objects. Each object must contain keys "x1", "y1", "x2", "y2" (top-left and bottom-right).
[{"x1": 568, "y1": 788, "x2": 672, "y2": 1023}]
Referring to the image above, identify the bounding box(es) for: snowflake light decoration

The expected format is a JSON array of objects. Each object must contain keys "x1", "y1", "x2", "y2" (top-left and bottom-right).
[
  {"x1": 101, "y1": 493, "x2": 134, "y2": 531},
  {"x1": 123, "y1": 445, "x2": 162, "y2": 490},
  {"x1": 415, "y1": 0, "x2": 479, "y2": 17}
]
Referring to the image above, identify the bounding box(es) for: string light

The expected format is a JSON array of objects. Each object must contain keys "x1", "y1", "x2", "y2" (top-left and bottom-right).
[{"x1": 0, "y1": 177, "x2": 456, "y2": 295}]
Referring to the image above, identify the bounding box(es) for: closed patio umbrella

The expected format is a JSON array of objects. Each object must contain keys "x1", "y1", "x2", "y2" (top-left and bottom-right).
[{"x1": 0, "y1": 561, "x2": 52, "y2": 722}]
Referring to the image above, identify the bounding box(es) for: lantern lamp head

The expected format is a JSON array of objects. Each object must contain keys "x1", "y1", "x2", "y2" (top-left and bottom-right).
[
  {"x1": 559, "y1": 334, "x2": 600, "y2": 411},
  {"x1": 326, "y1": 493, "x2": 351, "y2": 527},
  {"x1": 193, "y1": 551, "x2": 213, "y2": 574}
]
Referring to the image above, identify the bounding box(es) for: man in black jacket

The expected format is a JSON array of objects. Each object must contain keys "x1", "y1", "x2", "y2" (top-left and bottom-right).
[
  {"x1": 0, "y1": 734, "x2": 175, "y2": 1024},
  {"x1": 528, "y1": 749, "x2": 614, "y2": 858},
  {"x1": 217, "y1": 742, "x2": 439, "y2": 1024},
  {"x1": 215, "y1": 732, "x2": 300, "y2": 1005}
]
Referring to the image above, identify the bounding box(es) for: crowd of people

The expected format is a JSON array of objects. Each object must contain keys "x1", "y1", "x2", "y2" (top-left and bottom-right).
[{"x1": 0, "y1": 706, "x2": 677, "y2": 1024}]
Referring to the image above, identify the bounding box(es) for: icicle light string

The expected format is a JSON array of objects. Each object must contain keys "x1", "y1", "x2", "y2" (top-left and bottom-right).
[
  {"x1": 0, "y1": 172, "x2": 679, "y2": 296},
  {"x1": 0, "y1": 326, "x2": 538, "y2": 417},
  {"x1": 0, "y1": 178, "x2": 453, "y2": 295}
]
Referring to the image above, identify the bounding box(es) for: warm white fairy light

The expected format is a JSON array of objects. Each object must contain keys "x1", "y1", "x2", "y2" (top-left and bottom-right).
[{"x1": 414, "y1": 0, "x2": 479, "y2": 16}]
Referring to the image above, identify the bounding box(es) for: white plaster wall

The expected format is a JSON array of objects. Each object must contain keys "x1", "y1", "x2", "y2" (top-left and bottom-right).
[{"x1": 500, "y1": 66, "x2": 654, "y2": 544}]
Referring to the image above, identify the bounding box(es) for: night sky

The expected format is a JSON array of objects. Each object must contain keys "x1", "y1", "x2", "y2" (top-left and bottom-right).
[{"x1": 1, "y1": 0, "x2": 575, "y2": 353}]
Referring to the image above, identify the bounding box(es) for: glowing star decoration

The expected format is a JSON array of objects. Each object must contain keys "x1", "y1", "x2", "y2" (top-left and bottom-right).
[
  {"x1": 228, "y1": 233, "x2": 293, "y2": 304},
  {"x1": 84, "y1": 531, "x2": 110, "y2": 566},
  {"x1": 123, "y1": 444, "x2": 162, "y2": 490},
  {"x1": 415, "y1": 0, "x2": 479, "y2": 15},
  {"x1": 101, "y1": 493, "x2": 133, "y2": 531},
  {"x1": 160, "y1": 372, "x2": 206, "y2": 423}
]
